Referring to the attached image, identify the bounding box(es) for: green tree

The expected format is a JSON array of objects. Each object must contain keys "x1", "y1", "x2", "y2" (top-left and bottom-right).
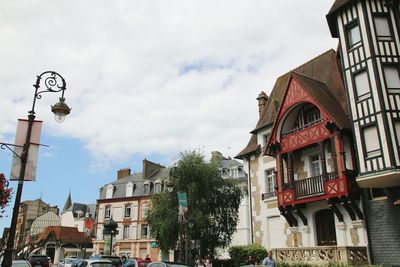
[{"x1": 147, "y1": 150, "x2": 244, "y2": 257}]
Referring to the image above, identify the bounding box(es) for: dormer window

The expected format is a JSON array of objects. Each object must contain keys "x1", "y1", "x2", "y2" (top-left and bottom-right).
[
  {"x1": 154, "y1": 180, "x2": 162, "y2": 193},
  {"x1": 106, "y1": 184, "x2": 114, "y2": 199},
  {"x1": 143, "y1": 181, "x2": 150, "y2": 195},
  {"x1": 126, "y1": 182, "x2": 134, "y2": 197}
]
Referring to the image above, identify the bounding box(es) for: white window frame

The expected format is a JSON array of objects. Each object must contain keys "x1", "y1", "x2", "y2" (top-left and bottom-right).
[
  {"x1": 106, "y1": 184, "x2": 114, "y2": 199},
  {"x1": 104, "y1": 206, "x2": 111, "y2": 219},
  {"x1": 310, "y1": 155, "x2": 321, "y2": 177},
  {"x1": 141, "y1": 203, "x2": 149, "y2": 219},
  {"x1": 123, "y1": 225, "x2": 130, "y2": 239},
  {"x1": 126, "y1": 182, "x2": 133, "y2": 197},
  {"x1": 124, "y1": 205, "x2": 131, "y2": 218},
  {"x1": 265, "y1": 169, "x2": 276, "y2": 193}
]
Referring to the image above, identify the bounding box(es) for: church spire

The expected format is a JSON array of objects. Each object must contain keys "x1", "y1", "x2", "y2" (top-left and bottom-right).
[{"x1": 62, "y1": 191, "x2": 72, "y2": 213}]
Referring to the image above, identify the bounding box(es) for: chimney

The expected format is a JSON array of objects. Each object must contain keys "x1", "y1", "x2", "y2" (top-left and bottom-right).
[
  {"x1": 117, "y1": 168, "x2": 131, "y2": 179},
  {"x1": 211, "y1": 151, "x2": 223, "y2": 162},
  {"x1": 257, "y1": 91, "x2": 269, "y2": 117}
]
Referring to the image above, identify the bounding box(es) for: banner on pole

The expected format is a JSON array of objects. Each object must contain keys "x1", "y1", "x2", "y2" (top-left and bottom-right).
[
  {"x1": 10, "y1": 119, "x2": 43, "y2": 181},
  {"x1": 178, "y1": 192, "x2": 188, "y2": 223}
]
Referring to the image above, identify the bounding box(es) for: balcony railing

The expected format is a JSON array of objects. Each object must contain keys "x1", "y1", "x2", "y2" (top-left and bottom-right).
[
  {"x1": 274, "y1": 246, "x2": 368, "y2": 266},
  {"x1": 295, "y1": 174, "x2": 324, "y2": 199}
]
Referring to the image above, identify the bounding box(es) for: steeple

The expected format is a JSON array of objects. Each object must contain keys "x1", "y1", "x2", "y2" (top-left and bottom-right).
[{"x1": 62, "y1": 191, "x2": 72, "y2": 213}]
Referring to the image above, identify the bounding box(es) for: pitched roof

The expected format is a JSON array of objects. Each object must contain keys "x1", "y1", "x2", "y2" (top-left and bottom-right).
[
  {"x1": 62, "y1": 192, "x2": 72, "y2": 213},
  {"x1": 36, "y1": 226, "x2": 88, "y2": 244},
  {"x1": 326, "y1": 0, "x2": 354, "y2": 37},
  {"x1": 236, "y1": 49, "x2": 349, "y2": 159}
]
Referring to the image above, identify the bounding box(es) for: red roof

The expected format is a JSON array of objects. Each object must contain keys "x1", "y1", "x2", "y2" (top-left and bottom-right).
[{"x1": 36, "y1": 226, "x2": 89, "y2": 244}]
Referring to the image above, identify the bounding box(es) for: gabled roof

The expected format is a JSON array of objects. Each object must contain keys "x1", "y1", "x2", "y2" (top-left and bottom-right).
[
  {"x1": 326, "y1": 0, "x2": 354, "y2": 37},
  {"x1": 36, "y1": 226, "x2": 88, "y2": 244},
  {"x1": 236, "y1": 49, "x2": 349, "y2": 159}
]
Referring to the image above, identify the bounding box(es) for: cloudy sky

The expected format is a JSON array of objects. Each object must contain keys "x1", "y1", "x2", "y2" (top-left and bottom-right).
[{"x1": 0, "y1": 0, "x2": 338, "y2": 232}]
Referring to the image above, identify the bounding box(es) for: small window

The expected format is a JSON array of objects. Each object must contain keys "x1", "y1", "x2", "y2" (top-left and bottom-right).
[
  {"x1": 126, "y1": 182, "x2": 134, "y2": 197},
  {"x1": 354, "y1": 70, "x2": 371, "y2": 98},
  {"x1": 104, "y1": 206, "x2": 111, "y2": 219},
  {"x1": 265, "y1": 169, "x2": 276, "y2": 193},
  {"x1": 394, "y1": 121, "x2": 400, "y2": 148},
  {"x1": 363, "y1": 126, "x2": 381, "y2": 157},
  {"x1": 374, "y1": 16, "x2": 391, "y2": 40},
  {"x1": 106, "y1": 184, "x2": 114, "y2": 199},
  {"x1": 123, "y1": 225, "x2": 130, "y2": 239},
  {"x1": 141, "y1": 224, "x2": 148, "y2": 238},
  {"x1": 310, "y1": 155, "x2": 321, "y2": 177},
  {"x1": 125, "y1": 205, "x2": 131, "y2": 218},
  {"x1": 141, "y1": 203, "x2": 149, "y2": 219},
  {"x1": 384, "y1": 66, "x2": 400, "y2": 89},
  {"x1": 154, "y1": 181, "x2": 162, "y2": 193},
  {"x1": 370, "y1": 188, "x2": 387, "y2": 199},
  {"x1": 347, "y1": 23, "x2": 362, "y2": 48}
]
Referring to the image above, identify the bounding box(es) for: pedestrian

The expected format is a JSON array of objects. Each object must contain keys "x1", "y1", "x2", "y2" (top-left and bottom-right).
[
  {"x1": 145, "y1": 254, "x2": 151, "y2": 261},
  {"x1": 204, "y1": 256, "x2": 212, "y2": 267},
  {"x1": 194, "y1": 255, "x2": 204, "y2": 267},
  {"x1": 262, "y1": 251, "x2": 276, "y2": 267},
  {"x1": 246, "y1": 255, "x2": 255, "y2": 265}
]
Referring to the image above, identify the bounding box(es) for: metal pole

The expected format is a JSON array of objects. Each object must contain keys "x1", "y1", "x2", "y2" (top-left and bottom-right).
[
  {"x1": 2, "y1": 114, "x2": 35, "y2": 267},
  {"x1": 179, "y1": 221, "x2": 184, "y2": 263},
  {"x1": 109, "y1": 233, "x2": 113, "y2": 255}
]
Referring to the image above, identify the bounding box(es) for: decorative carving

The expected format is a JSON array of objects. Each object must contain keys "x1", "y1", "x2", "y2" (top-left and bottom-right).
[{"x1": 281, "y1": 124, "x2": 331, "y2": 152}]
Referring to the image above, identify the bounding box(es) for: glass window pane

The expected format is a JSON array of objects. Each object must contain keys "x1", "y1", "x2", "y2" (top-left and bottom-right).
[
  {"x1": 374, "y1": 16, "x2": 391, "y2": 37},
  {"x1": 348, "y1": 25, "x2": 361, "y2": 46},
  {"x1": 364, "y1": 126, "x2": 380, "y2": 156},
  {"x1": 354, "y1": 71, "x2": 370, "y2": 97},
  {"x1": 395, "y1": 121, "x2": 400, "y2": 145},
  {"x1": 384, "y1": 66, "x2": 400, "y2": 88}
]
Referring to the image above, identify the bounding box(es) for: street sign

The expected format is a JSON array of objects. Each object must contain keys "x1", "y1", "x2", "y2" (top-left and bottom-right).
[{"x1": 178, "y1": 192, "x2": 188, "y2": 223}]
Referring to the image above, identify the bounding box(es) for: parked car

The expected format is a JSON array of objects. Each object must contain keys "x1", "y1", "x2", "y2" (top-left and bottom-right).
[
  {"x1": 147, "y1": 262, "x2": 188, "y2": 267},
  {"x1": 59, "y1": 257, "x2": 80, "y2": 267},
  {"x1": 89, "y1": 256, "x2": 122, "y2": 267},
  {"x1": 11, "y1": 260, "x2": 33, "y2": 267},
  {"x1": 123, "y1": 259, "x2": 151, "y2": 267},
  {"x1": 70, "y1": 259, "x2": 113, "y2": 267},
  {"x1": 28, "y1": 255, "x2": 50, "y2": 267}
]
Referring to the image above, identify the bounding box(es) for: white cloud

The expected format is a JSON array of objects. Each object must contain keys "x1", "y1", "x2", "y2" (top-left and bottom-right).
[{"x1": 0, "y1": 0, "x2": 338, "y2": 167}]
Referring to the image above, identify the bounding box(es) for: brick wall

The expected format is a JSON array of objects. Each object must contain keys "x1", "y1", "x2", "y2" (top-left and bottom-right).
[{"x1": 364, "y1": 189, "x2": 400, "y2": 266}]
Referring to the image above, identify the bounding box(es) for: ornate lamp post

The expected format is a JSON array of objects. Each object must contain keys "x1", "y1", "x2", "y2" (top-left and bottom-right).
[
  {"x1": 1, "y1": 71, "x2": 71, "y2": 267},
  {"x1": 102, "y1": 218, "x2": 119, "y2": 255}
]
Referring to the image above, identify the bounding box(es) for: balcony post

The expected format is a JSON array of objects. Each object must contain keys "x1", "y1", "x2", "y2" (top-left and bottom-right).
[
  {"x1": 287, "y1": 151, "x2": 294, "y2": 187},
  {"x1": 330, "y1": 136, "x2": 338, "y2": 176},
  {"x1": 319, "y1": 141, "x2": 328, "y2": 180}
]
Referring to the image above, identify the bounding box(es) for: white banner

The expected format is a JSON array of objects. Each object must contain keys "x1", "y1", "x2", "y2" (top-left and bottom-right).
[{"x1": 10, "y1": 119, "x2": 43, "y2": 181}]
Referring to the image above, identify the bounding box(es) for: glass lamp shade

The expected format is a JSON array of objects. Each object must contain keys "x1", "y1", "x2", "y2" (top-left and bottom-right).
[{"x1": 51, "y1": 97, "x2": 71, "y2": 123}]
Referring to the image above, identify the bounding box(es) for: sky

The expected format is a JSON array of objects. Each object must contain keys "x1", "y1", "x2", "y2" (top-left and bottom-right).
[{"x1": 0, "y1": 1, "x2": 338, "y2": 233}]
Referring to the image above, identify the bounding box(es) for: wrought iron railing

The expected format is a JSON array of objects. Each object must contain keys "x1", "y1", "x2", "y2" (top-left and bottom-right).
[{"x1": 274, "y1": 246, "x2": 368, "y2": 265}]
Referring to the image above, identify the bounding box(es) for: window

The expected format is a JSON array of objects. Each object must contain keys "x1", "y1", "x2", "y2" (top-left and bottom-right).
[
  {"x1": 395, "y1": 121, "x2": 400, "y2": 147},
  {"x1": 354, "y1": 70, "x2": 371, "y2": 98},
  {"x1": 141, "y1": 224, "x2": 148, "y2": 239},
  {"x1": 347, "y1": 23, "x2": 362, "y2": 48},
  {"x1": 104, "y1": 206, "x2": 111, "y2": 219},
  {"x1": 154, "y1": 181, "x2": 162, "y2": 193},
  {"x1": 123, "y1": 225, "x2": 130, "y2": 239},
  {"x1": 141, "y1": 203, "x2": 149, "y2": 219},
  {"x1": 363, "y1": 126, "x2": 381, "y2": 157},
  {"x1": 265, "y1": 169, "x2": 276, "y2": 193},
  {"x1": 106, "y1": 184, "x2": 114, "y2": 199},
  {"x1": 384, "y1": 66, "x2": 400, "y2": 89},
  {"x1": 230, "y1": 168, "x2": 239, "y2": 178},
  {"x1": 124, "y1": 205, "x2": 131, "y2": 218},
  {"x1": 369, "y1": 188, "x2": 387, "y2": 199},
  {"x1": 126, "y1": 182, "x2": 133, "y2": 197},
  {"x1": 310, "y1": 155, "x2": 321, "y2": 177},
  {"x1": 374, "y1": 16, "x2": 391, "y2": 40}
]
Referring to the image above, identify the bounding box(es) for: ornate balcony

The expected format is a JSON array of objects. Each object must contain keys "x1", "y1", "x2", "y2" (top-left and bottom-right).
[{"x1": 274, "y1": 246, "x2": 368, "y2": 266}]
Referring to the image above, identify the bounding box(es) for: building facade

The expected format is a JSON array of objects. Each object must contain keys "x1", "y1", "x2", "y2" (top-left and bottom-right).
[
  {"x1": 236, "y1": 0, "x2": 400, "y2": 265},
  {"x1": 93, "y1": 159, "x2": 170, "y2": 260},
  {"x1": 14, "y1": 199, "x2": 59, "y2": 255},
  {"x1": 210, "y1": 151, "x2": 251, "y2": 255}
]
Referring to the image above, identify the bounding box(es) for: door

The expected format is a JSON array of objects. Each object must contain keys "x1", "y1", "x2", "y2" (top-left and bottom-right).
[{"x1": 315, "y1": 209, "x2": 337, "y2": 246}]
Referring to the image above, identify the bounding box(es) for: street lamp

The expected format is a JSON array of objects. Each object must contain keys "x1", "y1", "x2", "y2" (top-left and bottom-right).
[
  {"x1": 102, "y1": 218, "x2": 119, "y2": 255},
  {"x1": 1, "y1": 71, "x2": 71, "y2": 267}
]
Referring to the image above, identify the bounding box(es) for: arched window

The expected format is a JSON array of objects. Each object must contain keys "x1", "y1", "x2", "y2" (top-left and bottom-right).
[{"x1": 282, "y1": 103, "x2": 322, "y2": 135}]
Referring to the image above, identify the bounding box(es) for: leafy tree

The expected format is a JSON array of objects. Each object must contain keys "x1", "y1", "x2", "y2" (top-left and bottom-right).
[{"x1": 147, "y1": 150, "x2": 244, "y2": 257}]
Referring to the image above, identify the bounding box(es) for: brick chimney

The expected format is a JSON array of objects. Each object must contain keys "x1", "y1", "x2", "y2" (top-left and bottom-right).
[
  {"x1": 257, "y1": 91, "x2": 269, "y2": 117},
  {"x1": 211, "y1": 151, "x2": 223, "y2": 162},
  {"x1": 117, "y1": 168, "x2": 131, "y2": 179}
]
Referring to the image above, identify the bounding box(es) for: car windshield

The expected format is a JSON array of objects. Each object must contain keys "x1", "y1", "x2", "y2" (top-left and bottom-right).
[{"x1": 90, "y1": 263, "x2": 113, "y2": 267}]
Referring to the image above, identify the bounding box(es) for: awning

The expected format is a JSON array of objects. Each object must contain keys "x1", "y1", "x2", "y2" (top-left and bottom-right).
[{"x1": 63, "y1": 248, "x2": 82, "y2": 253}]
